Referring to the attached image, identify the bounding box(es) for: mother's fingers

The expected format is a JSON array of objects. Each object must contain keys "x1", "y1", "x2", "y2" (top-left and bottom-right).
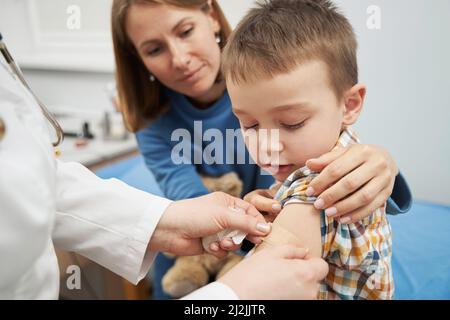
[
  {"x1": 336, "y1": 187, "x2": 392, "y2": 224},
  {"x1": 326, "y1": 172, "x2": 393, "y2": 219},
  {"x1": 306, "y1": 146, "x2": 348, "y2": 174},
  {"x1": 315, "y1": 160, "x2": 380, "y2": 210},
  {"x1": 308, "y1": 146, "x2": 365, "y2": 197}
]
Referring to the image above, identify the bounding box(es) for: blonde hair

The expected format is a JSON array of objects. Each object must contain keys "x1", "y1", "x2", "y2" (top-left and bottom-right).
[
  {"x1": 222, "y1": 0, "x2": 358, "y2": 99},
  {"x1": 112, "y1": 0, "x2": 232, "y2": 132}
]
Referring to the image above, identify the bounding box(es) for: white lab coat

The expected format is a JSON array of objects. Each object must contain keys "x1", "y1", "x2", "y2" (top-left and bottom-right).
[{"x1": 0, "y1": 60, "x2": 237, "y2": 300}]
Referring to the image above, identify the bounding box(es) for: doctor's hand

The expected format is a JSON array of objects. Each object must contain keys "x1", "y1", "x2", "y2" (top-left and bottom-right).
[
  {"x1": 218, "y1": 245, "x2": 328, "y2": 300},
  {"x1": 149, "y1": 192, "x2": 270, "y2": 258}
]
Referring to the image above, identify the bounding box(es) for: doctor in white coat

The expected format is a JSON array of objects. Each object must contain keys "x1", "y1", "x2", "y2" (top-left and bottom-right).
[{"x1": 0, "y1": 45, "x2": 328, "y2": 300}]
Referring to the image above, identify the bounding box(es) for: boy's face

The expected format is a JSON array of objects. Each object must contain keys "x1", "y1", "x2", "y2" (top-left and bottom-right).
[{"x1": 228, "y1": 60, "x2": 358, "y2": 181}]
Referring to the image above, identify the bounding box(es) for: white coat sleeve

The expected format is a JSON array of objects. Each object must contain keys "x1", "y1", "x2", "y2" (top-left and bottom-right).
[
  {"x1": 52, "y1": 160, "x2": 172, "y2": 285},
  {"x1": 181, "y1": 282, "x2": 239, "y2": 300}
]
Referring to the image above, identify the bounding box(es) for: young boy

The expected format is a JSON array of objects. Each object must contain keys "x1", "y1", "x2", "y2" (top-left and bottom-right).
[{"x1": 222, "y1": 0, "x2": 393, "y2": 299}]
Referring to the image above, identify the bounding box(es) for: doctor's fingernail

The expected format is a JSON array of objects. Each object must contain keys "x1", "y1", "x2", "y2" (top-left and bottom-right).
[
  {"x1": 325, "y1": 207, "x2": 337, "y2": 217},
  {"x1": 306, "y1": 187, "x2": 315, "y2": 197},
  {"x1": 272, "y1": 203, "x2": 282, "y2": 211},
  {"x1": 314, "y1": 198, "x2": 325, "y2": 210},
  {"x1": 256, "y1": 222, "x2": 271, "y2": 233}
]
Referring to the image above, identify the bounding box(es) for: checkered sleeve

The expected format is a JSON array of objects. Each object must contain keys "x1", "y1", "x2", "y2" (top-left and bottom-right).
[
  {"x1": 320, "y1": 207, "x2": 394, "y2": 299},
  {"x1": 274, "y1": 166, "x2": 318, "y2": 207},
  {"x1": 275, "y1": 164, "x2": 394, "y2": 300}
]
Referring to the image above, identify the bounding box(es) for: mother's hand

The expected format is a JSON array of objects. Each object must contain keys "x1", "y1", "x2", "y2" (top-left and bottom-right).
[{"x1": 306, "y1": 144, "x2": 398, "y2": 224}]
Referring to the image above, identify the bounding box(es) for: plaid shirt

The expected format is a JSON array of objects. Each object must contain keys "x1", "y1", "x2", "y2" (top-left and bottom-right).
[{"x1": 274, "y1": 127, "x2": 394, "y2": 300}]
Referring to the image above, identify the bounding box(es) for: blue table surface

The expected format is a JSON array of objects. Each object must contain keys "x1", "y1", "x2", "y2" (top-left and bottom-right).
[{"x1": 96, "y1": 155, "x2": 450, "y2": 300}]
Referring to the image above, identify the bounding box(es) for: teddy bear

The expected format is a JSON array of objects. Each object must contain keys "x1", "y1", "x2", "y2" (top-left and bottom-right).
[{"x1": 160, "y1": 172, "x2": 245, "y2": 298}]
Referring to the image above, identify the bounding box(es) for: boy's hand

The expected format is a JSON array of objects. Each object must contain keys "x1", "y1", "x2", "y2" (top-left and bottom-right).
[{"x1": 243, "y1": 188, "x2": 281, "y2": 223}]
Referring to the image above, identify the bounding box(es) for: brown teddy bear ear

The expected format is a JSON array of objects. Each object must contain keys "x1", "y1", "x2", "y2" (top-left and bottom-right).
[
  {"x1": 200, "y1": 172, "x2": 243, "y2": 198},
  {"x1": 220, "y1": 172, "x2": 244, "y2": 198}
]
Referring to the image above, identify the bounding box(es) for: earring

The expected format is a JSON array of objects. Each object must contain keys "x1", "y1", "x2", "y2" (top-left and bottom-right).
[
  {"x1": 149, "y1": 74, "x2": 155, "y2": 82},
  {"x1": 215, "y1": 33, "x2": 221, "y2": 44}
]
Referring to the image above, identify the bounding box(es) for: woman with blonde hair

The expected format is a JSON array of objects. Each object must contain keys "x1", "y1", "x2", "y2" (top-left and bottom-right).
[{"x1": 111, "y1": 0, "x2": 411, "y2": 299}]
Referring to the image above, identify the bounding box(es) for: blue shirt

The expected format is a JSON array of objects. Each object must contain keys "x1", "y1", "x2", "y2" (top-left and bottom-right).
[
  {"x1": 136, "y1": 89, "x2": 411, "y2": 214},
  {"x1": 136, "y1": 89, "x2": 274, "y2": 200}
]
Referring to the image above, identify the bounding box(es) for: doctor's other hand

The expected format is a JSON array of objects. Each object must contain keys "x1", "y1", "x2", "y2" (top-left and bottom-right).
[
  {"x1": 149, "y1": 192, "x2": 270, "y2": 258},
  {"x1": 218, "y1": 245, "x2": 328, "y2": 300}
]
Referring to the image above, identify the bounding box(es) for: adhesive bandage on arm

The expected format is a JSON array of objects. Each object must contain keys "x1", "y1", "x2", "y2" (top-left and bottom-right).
[{"x1": 253, "y1": 223, "x2": 303, "y2": 253}]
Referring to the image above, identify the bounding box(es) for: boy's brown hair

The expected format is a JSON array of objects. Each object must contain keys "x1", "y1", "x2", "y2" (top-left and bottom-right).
[{"x1": 222, "y1": 0, "x2": 358, "y2": 99}]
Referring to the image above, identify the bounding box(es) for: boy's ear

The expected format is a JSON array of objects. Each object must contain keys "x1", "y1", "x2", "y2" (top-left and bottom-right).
[{"x1": 342, "y1": 84, "x2": 366, "y2": 126}]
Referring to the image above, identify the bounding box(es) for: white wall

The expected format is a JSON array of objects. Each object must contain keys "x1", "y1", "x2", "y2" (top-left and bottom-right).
[
  {"x1": 334, "y1": 0, "x2": 450, "y2": 206},
  {"x1": 1, "y1": 0, "x2": 449, "y2": 204},
  {"x1": 0, "y1": 0, "x2": 115, "y2": 112}
]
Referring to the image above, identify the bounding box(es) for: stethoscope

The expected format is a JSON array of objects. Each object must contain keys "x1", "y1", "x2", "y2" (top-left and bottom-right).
[{"x1": 0, "y1": 32, "x2": 64, "y2": 147}]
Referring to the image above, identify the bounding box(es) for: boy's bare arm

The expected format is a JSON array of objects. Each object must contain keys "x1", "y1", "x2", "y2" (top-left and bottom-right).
[{"x1": 255, "y1": 203, "x2": 322, "y2": 258}]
